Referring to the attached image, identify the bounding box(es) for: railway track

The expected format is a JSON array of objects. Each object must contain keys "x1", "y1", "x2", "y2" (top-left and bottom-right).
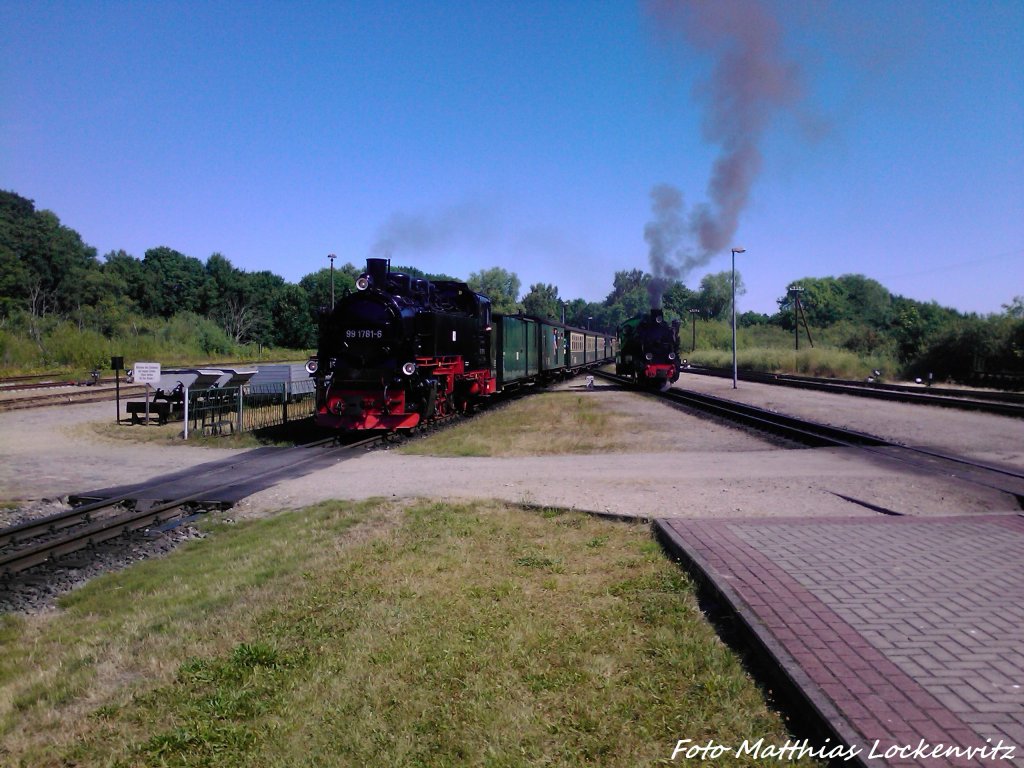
[
  {"x1": 0, "y1": 384, "x2": 147, "y2": 412},
  {"x1": 681, "y1": 365, "x2": 1024, "y2": 418},
  {"x1": 0, "y1": 434, "x2": 377, "y2": 580},
  {"x1": 598, "y1": 370, "x2": 1024, "y2": 509}
]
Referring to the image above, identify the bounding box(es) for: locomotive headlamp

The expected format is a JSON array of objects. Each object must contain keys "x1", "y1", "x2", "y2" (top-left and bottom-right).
[
  {"x1": 305, "y1": 358, "x2": 319, "y2": 374},
  {"x1": 356, "y1": 276, "x2": 370, "y2": 291},
  {"x1": 401, "y1": 361, "x2": 417, "y2": 376},
  {"x1": 645, "y1": 352, "x2": 653, "y2": 361},
  {"x1": 668, "y1": 353, "x2": 676, "y2": 361}
]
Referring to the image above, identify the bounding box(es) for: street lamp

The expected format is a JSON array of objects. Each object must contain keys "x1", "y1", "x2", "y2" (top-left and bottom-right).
[
  {"x1": 328, "y1": 253, "x2": 337, "y2": 308},
  {"x1": 587, "y1": 316, "x2": 593, "y2": 330},
  {"x1": 730, "y1": 247, "x2": 746, "y2": 388}
]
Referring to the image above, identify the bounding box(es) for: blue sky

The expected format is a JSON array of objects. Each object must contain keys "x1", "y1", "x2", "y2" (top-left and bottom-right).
[{"x1": 2, "y1": 0, "x2": 1021, "y2": 316}]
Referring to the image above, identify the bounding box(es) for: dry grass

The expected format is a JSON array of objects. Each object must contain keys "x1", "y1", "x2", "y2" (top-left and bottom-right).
[
  {"x1": 400, "y1": 389, "x2": 680, "y2": 457},
  {"x1": 70, "y1": 420, "x2": 277, "y2": 450},
  {"x1": 0, "y1": 499, "x2": 821, "y2": 767}
]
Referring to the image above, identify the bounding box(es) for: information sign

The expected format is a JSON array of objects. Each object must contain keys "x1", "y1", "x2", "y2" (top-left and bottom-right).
[{"x1": 134, "y1": 362, "x2": 161, "y2": 385}]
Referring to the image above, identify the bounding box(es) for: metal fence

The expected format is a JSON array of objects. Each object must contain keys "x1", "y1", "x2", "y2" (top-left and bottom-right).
[{"x1": 183, "y1": 379, "x2": 316, "y2": 438}]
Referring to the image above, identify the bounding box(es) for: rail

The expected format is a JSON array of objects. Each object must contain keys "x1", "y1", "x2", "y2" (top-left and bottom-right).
[
  {"x1": 680, "y1": 366, "x2": 1024, "y2": 418},
  {"x1": 1, "y1": 435, "x2": 377, "y2": 578},
  {"x1": 597, "y1": 370, "x2": 1024, "y2": 505}
]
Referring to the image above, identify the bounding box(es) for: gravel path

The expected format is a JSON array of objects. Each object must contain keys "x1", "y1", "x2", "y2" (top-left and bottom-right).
[
  {"x1": 676, "y1": 371, "x2": 1024, "y2": 468},
  {"x1": 1, "y1": 379, "x2": 1020, "y2": 528},
  {"x1": 233, "y1": 378, "x2": 1021, "y2": 520},
  {"x1": 0, "y1": 401, "x2": 247, "y2": 508}
]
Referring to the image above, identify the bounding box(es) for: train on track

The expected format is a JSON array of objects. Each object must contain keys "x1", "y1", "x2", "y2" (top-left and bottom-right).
[
  {"x1": 615, "y1": 308, "x2": 681, "y2": 390},
  {"x1": 307, "y1": 258, "x2": 615, "y2": 431}
]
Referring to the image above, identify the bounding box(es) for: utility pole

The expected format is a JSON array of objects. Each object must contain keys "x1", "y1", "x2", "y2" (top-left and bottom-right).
[
  {"x1": 787, "y1": 284, "x2": 814, "y2": 350},
  {"x1": 688, "y1": 308, "x2": 701, "y2": 352},
  {"x1": 730, "y1": 247, "x2": 745, "y2": 388},
  {"x1": 788, "y1": 285, "x2": 804, "y2": 350}
]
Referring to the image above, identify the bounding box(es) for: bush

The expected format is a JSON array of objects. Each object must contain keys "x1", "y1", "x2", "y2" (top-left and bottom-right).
[
  {"x1": 907, "y1": 315, "x2": 1024, "y2": 383},
  {"x1": 44, "y1": 322, "x2": 109, "y2": 370}
]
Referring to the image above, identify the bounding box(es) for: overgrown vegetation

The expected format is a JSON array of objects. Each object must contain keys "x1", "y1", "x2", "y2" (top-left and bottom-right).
[
  {"x1": 3, "y1": 188, "x2": 1021, "y2": 385},
  {"x1": 0, "y1": 499, "x2": 822, "y2": 767}
]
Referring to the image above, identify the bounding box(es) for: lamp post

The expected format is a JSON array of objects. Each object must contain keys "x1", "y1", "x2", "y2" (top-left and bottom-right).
[
  {"x1": 587, "y1": 316, "x2": 593, "y2": 330},
  {"x1": 730, "y1": 247, "x2": 745, "y2": 389},
  {"x1": 688, "y1": 308, "x2": 701, "y2": 352},
  {"x1": 328, "y1": 253, "x2": 337, "y2": 308}
]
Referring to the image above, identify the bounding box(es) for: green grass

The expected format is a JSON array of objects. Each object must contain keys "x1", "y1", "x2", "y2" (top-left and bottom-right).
[
  {"x1": 0, "y1": 311, "x2": 311, "y2": 376},
  {"x1": 400, "y1": 390, "x2": 681, "y2": 457},
  {"x1": 683, "y1": 321, "x2": 899, "y2": 379},
  {"x1": 687, "y1": 345, "x2": 895, "y2": 380},
  {"x1": 0, "y1": 500, "x2": 821, "y2": 767}
]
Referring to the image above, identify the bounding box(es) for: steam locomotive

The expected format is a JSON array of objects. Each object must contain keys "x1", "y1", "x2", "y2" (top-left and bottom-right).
[
  {"x1": 615, "y1": 309, "x2": 681, "y2": 390},
  {"x1": 308, "y1": 258, "x2": 614, "y2": 431}
]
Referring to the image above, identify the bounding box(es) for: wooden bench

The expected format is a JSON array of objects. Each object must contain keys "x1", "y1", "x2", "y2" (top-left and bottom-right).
[{"x1": 125, "y1": 400, "x2": 175, "y2": 425}]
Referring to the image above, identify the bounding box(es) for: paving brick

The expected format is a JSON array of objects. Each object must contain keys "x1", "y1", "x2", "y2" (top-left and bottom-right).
[{"x1": 656, "y1": 514, "x2": 1024, "y2": 767}]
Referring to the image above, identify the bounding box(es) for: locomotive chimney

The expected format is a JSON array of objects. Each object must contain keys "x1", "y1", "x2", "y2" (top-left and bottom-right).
[{"x1": 366, "y1": 257, "x2": 390, "y2": 288}]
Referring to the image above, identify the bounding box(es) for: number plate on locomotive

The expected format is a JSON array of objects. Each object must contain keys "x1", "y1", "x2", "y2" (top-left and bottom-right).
[{"x1": 346, "y1": 329, "x2": 383, "y2": 339}]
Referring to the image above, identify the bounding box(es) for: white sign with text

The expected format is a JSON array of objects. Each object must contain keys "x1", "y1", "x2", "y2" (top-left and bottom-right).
[{"x1": 133, "y1": 362, "x2": 161, "y2": 385}]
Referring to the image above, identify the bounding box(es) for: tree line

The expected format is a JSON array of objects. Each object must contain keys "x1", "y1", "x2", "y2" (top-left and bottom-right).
[{"x1": 2, "y1": 189, "x2": 1021, "y2": 384}]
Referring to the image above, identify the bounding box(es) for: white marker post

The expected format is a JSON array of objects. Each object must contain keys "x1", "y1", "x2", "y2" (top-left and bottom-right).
[{"x1": 133, "y1": 362, "x2": 161, "y2": 424}]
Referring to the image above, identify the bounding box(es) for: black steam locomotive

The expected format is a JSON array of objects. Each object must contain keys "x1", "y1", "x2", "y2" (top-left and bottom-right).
[
  {"x1": 615, "y1": 308, "x2": 681, "y2": 390},
  {"x1": 308, "y1": 258, "x2": 496, "y2": 430},
  {"x1": 307, "y1": 258, "x2": 616, "y2": 432}
]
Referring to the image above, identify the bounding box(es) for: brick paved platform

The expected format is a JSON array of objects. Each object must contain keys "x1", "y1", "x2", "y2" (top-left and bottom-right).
[{"x1": 656, "y1": 514, "x2": 1024, "y2": 767}]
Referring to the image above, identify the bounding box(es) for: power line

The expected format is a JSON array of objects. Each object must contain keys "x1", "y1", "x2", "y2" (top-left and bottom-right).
[{"x1": 877, "y1": 248, "x2": 1023, "y2": 281}]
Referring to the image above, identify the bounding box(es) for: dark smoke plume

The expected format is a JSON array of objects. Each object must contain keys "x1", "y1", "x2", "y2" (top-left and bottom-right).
[
  {"x1": 371, "y1": 201, "x2": 495, "y2": 258},
  {"x1": 644, "y1": 0, "x2": 809, "y2": 306},
  {"x1": 644, "y1": 184, "x2": 687, "y2": 307}
]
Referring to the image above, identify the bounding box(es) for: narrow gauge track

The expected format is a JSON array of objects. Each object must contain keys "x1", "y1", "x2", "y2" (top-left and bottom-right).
[
  {"x1": 0, "y1": 435, "x2": 377, "y2": 579},
  {"x1": 681, "y1": 365, "x2": 1024, "y2": 418},
  {"x1": 597, "y1": 370, "x2": 1024, "y2": 507},
  {"x1": 0, "y1": 373, "x2": 76, "y2": 387},
  {"x1": 0, "y1": 373, "x2": 123, "y2": 391},
  {"x1": 0, "y1": 383, "x2": 147, "y2": 412}
]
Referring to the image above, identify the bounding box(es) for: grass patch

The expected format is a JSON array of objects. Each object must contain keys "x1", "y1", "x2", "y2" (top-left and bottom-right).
[
  {"x1": 400, "y1": 390, "x2": 671, "y2": 457},
  {"x1": 687, "y1": 345, "x2": 894, "y2": 380},
  {"x1": 0, "y1": 499, "x2": 821, "y2": 767}
]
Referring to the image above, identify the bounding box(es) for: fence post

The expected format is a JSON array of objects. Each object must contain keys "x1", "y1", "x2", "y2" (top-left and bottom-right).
[
  {"x1": 237, "y1": 386, "x2": 243, "y2": 434},
  {"x1": 282, "y1": 382, "x2": 288, "y2": 424}
]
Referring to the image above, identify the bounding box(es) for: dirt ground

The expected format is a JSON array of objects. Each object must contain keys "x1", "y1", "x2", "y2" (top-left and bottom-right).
[{"x1": 2, "y1": 375, "x2": 1019, "y2": 522}]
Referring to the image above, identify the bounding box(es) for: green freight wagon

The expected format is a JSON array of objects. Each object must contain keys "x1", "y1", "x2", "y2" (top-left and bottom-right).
[{"x1": 494, "y1": 314, "x2": 539, "y2": 387}]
